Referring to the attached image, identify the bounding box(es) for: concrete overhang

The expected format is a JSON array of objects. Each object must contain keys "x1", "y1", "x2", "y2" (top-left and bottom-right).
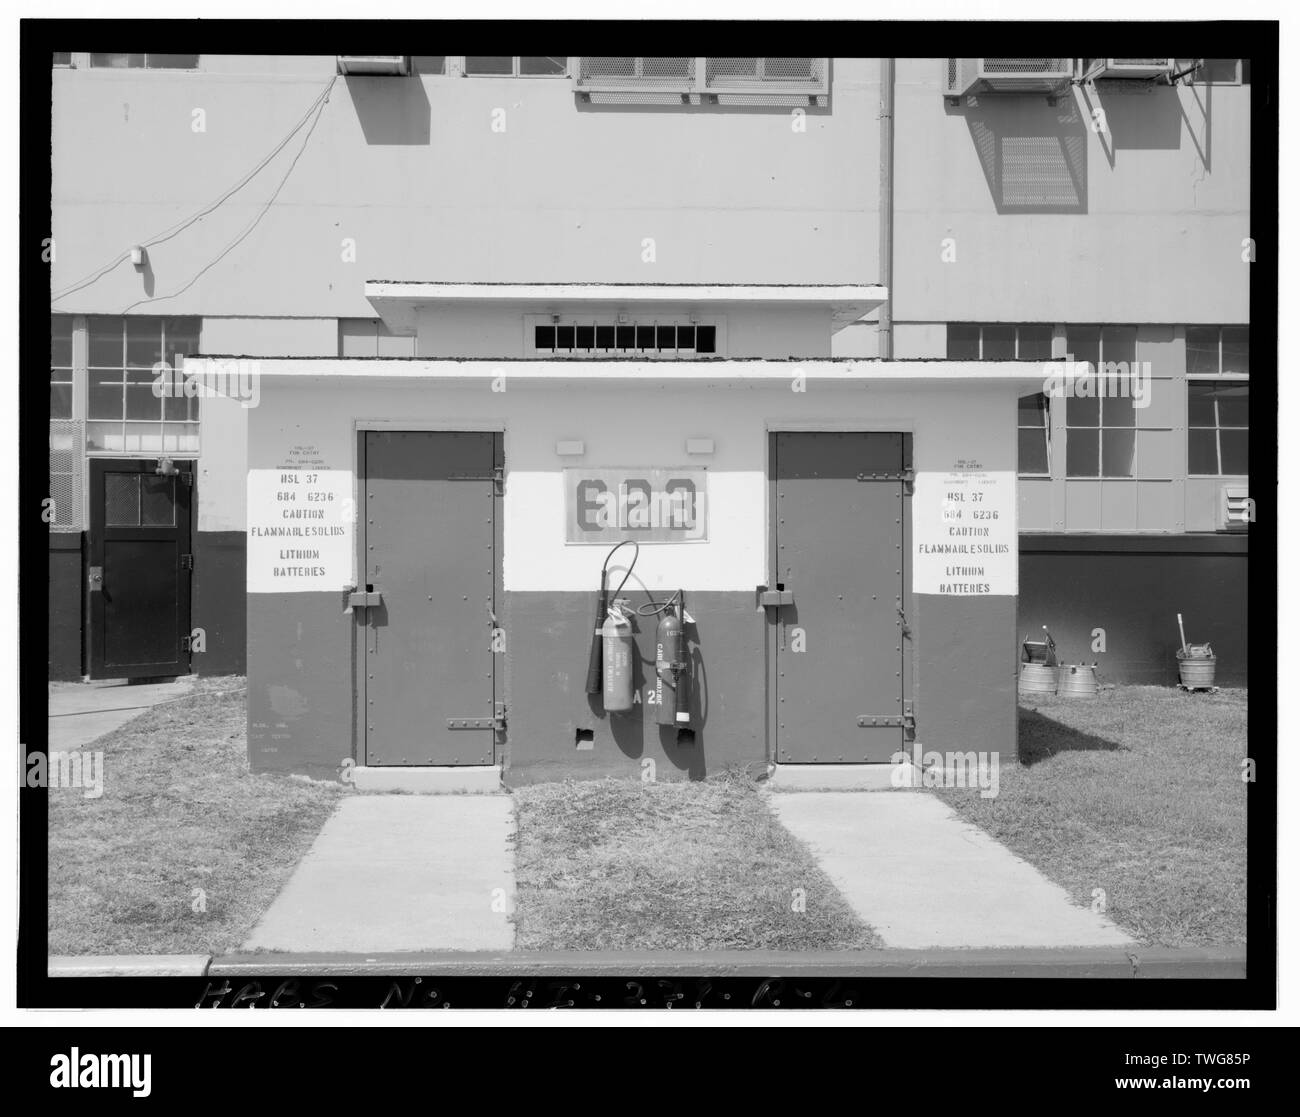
[
  {"x1": 195, "y1": 357, "x2": 1051, "y2": 384},
  {"x1": 363, "y1": 282, "x2": 890, "y2": 333}
]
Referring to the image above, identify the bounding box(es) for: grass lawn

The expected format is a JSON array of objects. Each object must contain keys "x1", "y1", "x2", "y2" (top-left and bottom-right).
[
  {"x1": 934, "y1": 685, "x2": 1248, "y2": 947},
  {"x1": 48, "y1": 677, "x2": 342, "y2": 955},
  {"x1": 512, "y1": 775, "x2": 882, "y2": 951}
]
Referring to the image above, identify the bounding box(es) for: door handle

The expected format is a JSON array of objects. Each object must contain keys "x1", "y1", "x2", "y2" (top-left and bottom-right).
[
  {"x1": 88, "y1": 566, "x2": 103, "y2": 592},
  {"x1": 485, "y1": 599, "x2": 498, "y2": 627}
]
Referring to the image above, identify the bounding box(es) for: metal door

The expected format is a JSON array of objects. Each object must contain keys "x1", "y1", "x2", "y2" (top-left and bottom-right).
[
  {"x1": 88, "y1": 459, "x2": 193, "y2": 679},
  {"x1": 770, "y1": 432, "x2": 909, "y2": 762},
  {"x1": 361, "y1": 431, "x2": 501, "y2": 766}
]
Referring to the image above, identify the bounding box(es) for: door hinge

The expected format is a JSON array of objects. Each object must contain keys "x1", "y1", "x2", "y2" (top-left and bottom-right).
[
  {"x1": 857, "y1": 704, "x2": 915, "y2": 731},
  {"x1": 857, "y1": 467, "x2": 914, "y2": 492},
  {"x1": 180, "y1": 553, "x2": 194, "y2": 571},
  {"x1": 450, "y1": 465, "x2": 504, "y2": 492},
  {"x1": 446, "y1": 703, "x2": 506, "y2": 732}
]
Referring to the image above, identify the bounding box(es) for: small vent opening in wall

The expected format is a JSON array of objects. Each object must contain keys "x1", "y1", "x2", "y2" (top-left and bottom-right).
[{"x1": 534, "y1": 322, "x2": 717, "y2": 357}]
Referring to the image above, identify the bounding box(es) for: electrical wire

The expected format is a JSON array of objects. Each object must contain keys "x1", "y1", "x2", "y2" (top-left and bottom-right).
[
  {"x1": 117, "y1": 74, "x2": 336, "y2": 314},
  {"x1": 51, "y1": 73, "x2": 338, "y2": 305}
]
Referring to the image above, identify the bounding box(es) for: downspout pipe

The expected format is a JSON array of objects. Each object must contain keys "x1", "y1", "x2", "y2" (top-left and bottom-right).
[{"x1": 878, "y1": 57, "x2": 895, "y2": 359}]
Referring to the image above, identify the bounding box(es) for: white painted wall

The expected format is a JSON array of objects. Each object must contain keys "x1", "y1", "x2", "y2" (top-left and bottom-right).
[
  {"x1": 415, "y1": 302, "x2": 833, "y2": 358},
  {"x1": 892, "y1": 58, "x2": 1250, "y2": 324},
  {"x1": 201, "y1": 317, "x2": 339, "y2": 356},
  {"x1": 51, "y1": 59, "x2": 881, "y2": 321},
  {"x1": 246, "y1": 362, "x2": 1022, "y2": 593}
]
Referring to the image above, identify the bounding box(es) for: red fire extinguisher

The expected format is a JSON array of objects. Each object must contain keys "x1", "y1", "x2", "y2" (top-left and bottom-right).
[{"x1": 601, "y1": 599, "x2": 635, "y2": 713}]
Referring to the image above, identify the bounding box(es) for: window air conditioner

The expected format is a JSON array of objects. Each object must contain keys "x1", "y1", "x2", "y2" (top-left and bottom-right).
[
  {"x1": 944, "y1": 58, "x2": 1073, "y2": 99},
  {"x1": 1085, "y1": 58, "x2": 1174, "y2": 80},
  {"x1": 336, "y1": 56, "x2": 411, "y2": 76}
]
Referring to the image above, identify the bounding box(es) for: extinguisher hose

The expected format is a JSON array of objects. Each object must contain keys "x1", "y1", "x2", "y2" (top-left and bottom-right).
[
  {"x1": 584, "y1": 540, "x2": 640, "y2": 694},
  {"x1": 606, "y1": 539, "x2": 640, "y2": 603},
  {"x1": 635, "y1": 588, "x2": 682, "y2": 617}
]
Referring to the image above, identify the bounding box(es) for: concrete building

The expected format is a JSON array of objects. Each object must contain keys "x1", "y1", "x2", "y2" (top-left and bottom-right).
[{"x1": 48, "y1": 54, "x2": 1250, "y2": 781}]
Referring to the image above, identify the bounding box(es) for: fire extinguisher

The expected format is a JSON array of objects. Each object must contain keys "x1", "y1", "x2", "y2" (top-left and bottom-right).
[
  {"x1": 585, "y1": 540, "x2": 639, "y2": 696},
  {"x1": 601, "y1": 598, "x2": 635, "y2": 712},
  {"x1": 651, "y1": 591, "x2": 691, "y2": 727}
]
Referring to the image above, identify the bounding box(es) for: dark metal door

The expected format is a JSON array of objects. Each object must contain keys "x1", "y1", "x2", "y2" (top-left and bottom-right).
[
  {"x1": 361, "y1": 431, "x2": 500, "y2": 767},
  {"x1": 88, "y1": 459, "x2": 193, "y2": 679},
  {"x1": 771, "y1": 432, "x2": 909, "y2": 762}
]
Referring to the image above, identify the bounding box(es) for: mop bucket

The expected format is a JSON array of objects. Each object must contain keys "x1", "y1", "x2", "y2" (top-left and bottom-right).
[
  {"x1": 1177, "y1": 643, "x2": 1216, "y2": 689},
  {"x1": 1018, "y1": 663, "x2": 1058, "y2": 697},
  {"x1": 1057, "y1": 663, "x2": 1099, "y2": 697}
]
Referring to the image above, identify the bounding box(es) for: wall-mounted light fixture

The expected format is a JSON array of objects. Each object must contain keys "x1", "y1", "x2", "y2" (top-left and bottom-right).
[{"x1": 130, "y1": 245, "x2": 148, "y2": 269}]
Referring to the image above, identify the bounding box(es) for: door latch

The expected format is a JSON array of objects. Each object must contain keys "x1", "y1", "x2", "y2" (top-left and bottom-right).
[
  {"x1": 897, "y1": 605, "x2": 911, "y2": 638},
  {"x1": 757, "y1": 585, "x2": 794, "y2": 607},
  {"x1": 348, "y1": 588, "x2": 383, "y2": 608},
  {"x1": 87, "y1": 565, "x2": 103, "y2": 590}
]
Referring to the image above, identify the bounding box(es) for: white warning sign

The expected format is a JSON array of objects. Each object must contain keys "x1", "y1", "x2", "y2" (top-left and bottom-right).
[
  {"x1": 247, "y1": 467, "x2": 354, "y2": 592},
  {"x1": 913, "y1": 470, "x2": 1017, "y2": 596}
]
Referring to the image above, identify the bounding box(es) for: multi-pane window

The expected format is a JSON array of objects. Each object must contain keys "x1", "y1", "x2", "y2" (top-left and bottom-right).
[
  {"x1": 1186, "y1": 327, "x2": 1249, "y2": 476},
  {"x1": 1192, "y1": 58, "x2": 1249, "y2": 83},
  {"x1": 1064, "y1": 326, "x2": 1140, "y2": 478},
  {"x1": 51, "y1": 316, "x2": 74, "y2": 419},
  {"x1": 85, "y1": 317, "x2": 201, "y2": 454},
  {"x1": 88, "y1": 54, "x2": 199, "y2": 69},
  {"x1": 1018, "y1": 394, "x2": 1051, "y2": 476},
  {"x1": 464, "y1": 57, "x2": 567, "y2": 76},
  {"x1": 946, "y1": 323, "x2": 1053, "y2": 360},
  {"x1": 1188, "y1": 383, "x2": 1249, "y2": 476},
  {"x1": 1186, "y1": 325, "x2": 1249, "y2": 377},
  {"x1": 533, "y1": 320, "x2": 718, "y2": 357}
]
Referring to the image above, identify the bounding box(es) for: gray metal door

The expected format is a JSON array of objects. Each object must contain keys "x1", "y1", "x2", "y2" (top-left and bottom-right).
[
  {"x1": 361, "y1": 431, "x2": 500, "y2": 766},
  {"x1": 771, "y1": 432, "x2": 909, "y2": 763}
]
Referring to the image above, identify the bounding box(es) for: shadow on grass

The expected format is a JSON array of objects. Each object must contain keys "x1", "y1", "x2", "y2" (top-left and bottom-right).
[{"x1": 1018, "y1": 706, "x2": 1126, "y2": 766}]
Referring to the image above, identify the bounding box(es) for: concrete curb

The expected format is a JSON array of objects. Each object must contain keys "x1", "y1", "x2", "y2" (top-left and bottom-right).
[
  {"x1": 205, "y1": 946, "x2": 1245, "y2": 979},
  {"x1": 46, "y1": 946, "x2": 1246, "y2": 979},
  {"x1": 48, "y1": 954, "x2": 211, "y2": 978}
]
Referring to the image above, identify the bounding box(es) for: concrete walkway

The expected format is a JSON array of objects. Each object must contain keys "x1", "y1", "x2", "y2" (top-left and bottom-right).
[
  {"x1": 47, "y1": 677, "x2": 196, "y2": 751},
  {"x1": 242, "y1": 795, "x2": 516, "y2": 953},
  {"x1": 769, "y1": 791, "x2": 1134, "y2": 949}
]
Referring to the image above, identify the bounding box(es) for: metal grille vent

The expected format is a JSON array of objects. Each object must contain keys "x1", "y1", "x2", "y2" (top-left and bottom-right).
[
  {"x1": 577, "y1": 57, "x2": 695, "y2": 88},
  {"x1": 705, "y1": 57, "x2": 823, "y2": 87},
  {"x1": 575, "y1": 57, "x2": 827, "y2": 104},
  {"x1": 49, "y1": 420, "x2": 83, "y2": 533},
  {"x1": 982, "y1": 58, "x2": 1071, "y2": 74},
  {"x1": 1223, "y1": 486, "x2": 1252, "y2": 531}
]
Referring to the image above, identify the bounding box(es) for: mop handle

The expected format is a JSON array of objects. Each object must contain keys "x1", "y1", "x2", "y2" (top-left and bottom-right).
[{"x1": 1177, "y1": 613, "x2": 1188, "y2": 656}]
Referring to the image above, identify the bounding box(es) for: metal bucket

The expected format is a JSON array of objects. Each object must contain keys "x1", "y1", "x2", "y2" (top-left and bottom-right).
[
  {"x1": 1057, "y1": 663, "x2": 1099, "y2": 697},
  {"x1": 1178, "y1": 647, "x2": 1216, "y2": 689},
  {"x1": 1019, "y1": 662, "x2": 1058, "y2": 697}
]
